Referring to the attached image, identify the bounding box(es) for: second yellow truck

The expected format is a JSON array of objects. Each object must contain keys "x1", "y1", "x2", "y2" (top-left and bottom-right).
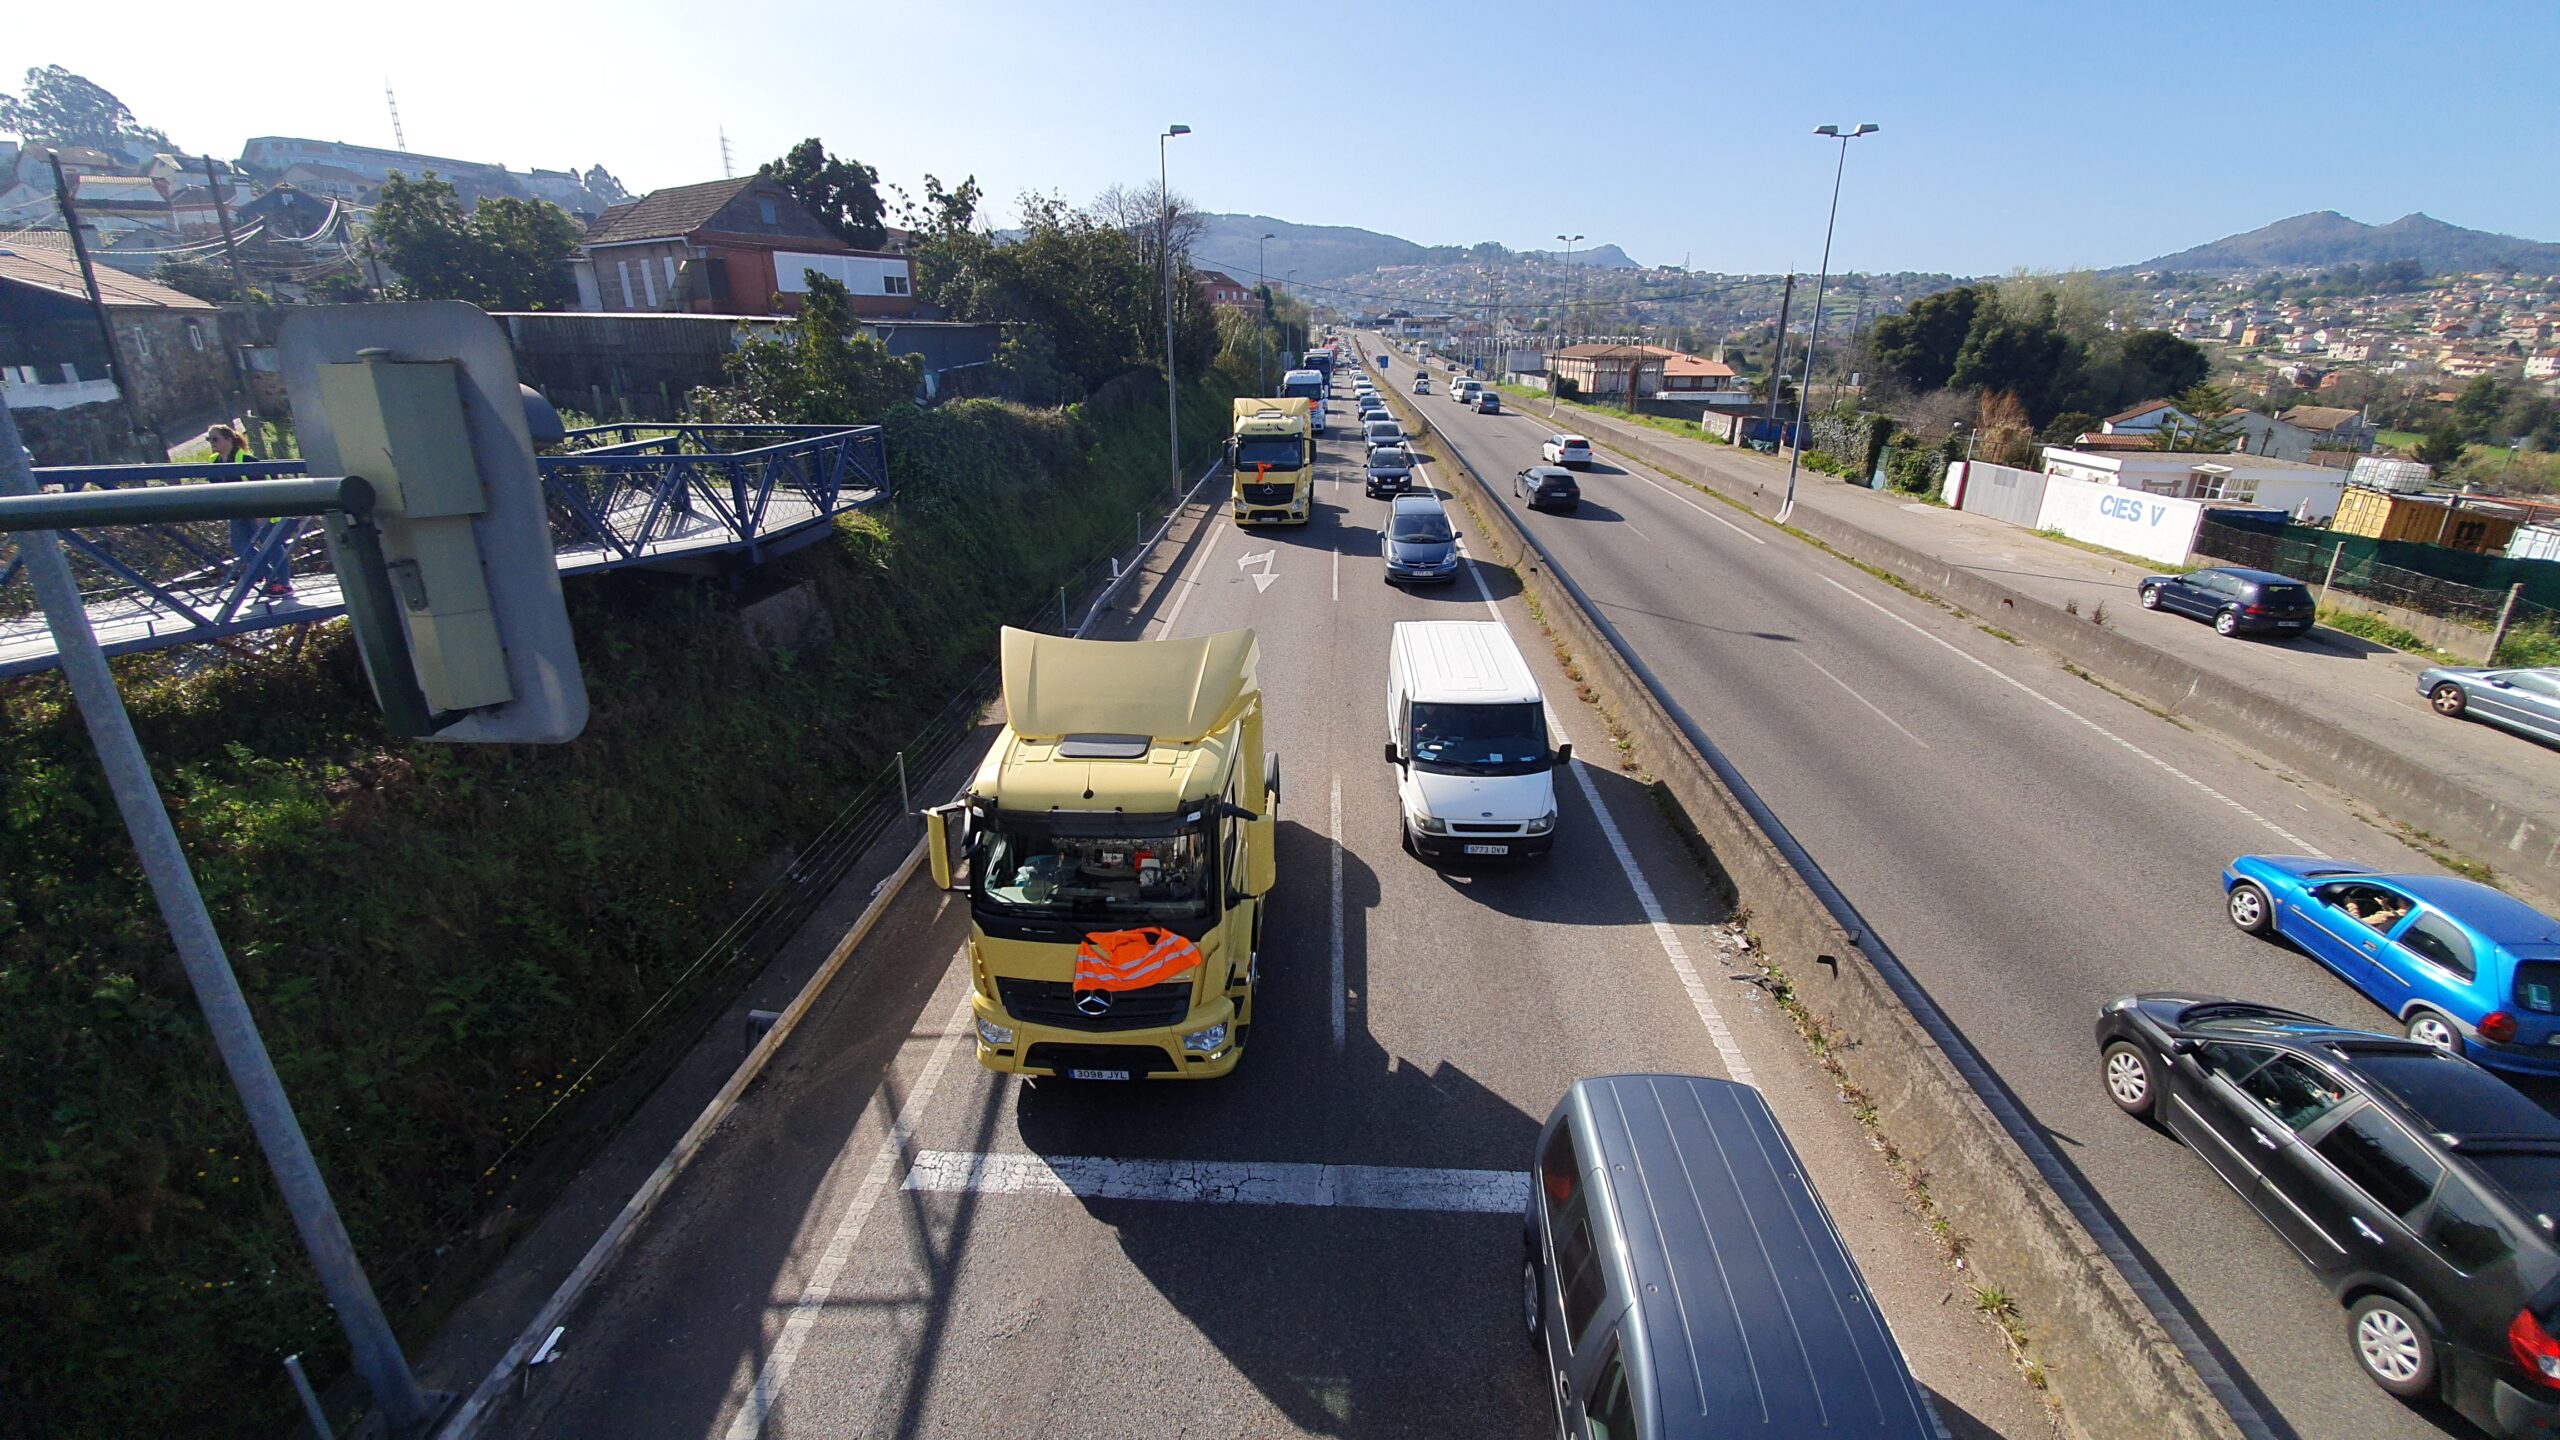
[{"x1": 1229, "y1": 396, "x2": 1315, "y2": 526}]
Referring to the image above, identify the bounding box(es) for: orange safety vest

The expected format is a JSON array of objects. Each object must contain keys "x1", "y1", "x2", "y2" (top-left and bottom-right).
[{"x1": 1073, "y1": 927, "x2": 1203, "y2": 994}]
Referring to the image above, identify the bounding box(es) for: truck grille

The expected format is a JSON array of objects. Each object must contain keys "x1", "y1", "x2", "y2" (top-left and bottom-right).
[
  {"x1": 1242, "y1": 482, "x2": 1294, "y2": 505},
  {"x1": 997, "y1": 977, "x2": 1195, "y2": 1032}
]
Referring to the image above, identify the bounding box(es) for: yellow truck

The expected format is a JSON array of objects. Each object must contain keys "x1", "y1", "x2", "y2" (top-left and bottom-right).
[
  {"x1": 924, "y1": 626, "x2": 1278, "y2": 1081},
  {"x1": 1229, "y1": 397, "x2": 1315, "y2": 525}
]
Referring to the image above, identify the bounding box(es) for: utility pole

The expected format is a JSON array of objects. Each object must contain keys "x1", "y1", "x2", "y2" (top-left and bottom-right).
[
  {"x1": 1765, "y1": 272, "x2": 1795, "y2": 431},
  {"x1": 385, "y1": 82, "x2": 407, "y2": 151},
  {"x1": 1159, "y1": 124, "x2": 1192, "y2": 504},
  {"x1": 51, "y1": 152, "x2": 165, "y2": 460},
  {"x1": 718, "y1": 126, "x2": 734, "y2": 179},
  {"x1": 203, "y1": 156, "x2": 261, "y2": 458}
]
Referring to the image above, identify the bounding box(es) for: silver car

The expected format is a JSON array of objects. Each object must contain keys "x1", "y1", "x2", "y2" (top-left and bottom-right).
[{"x1": 2421, "y1": 665, "x2": 2560, "y2": 745}]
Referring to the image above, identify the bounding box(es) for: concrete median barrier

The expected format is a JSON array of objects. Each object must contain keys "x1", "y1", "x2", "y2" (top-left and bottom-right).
[{"x1": 1372, "y1": 352, "x2": 2259, "y2": 1440}]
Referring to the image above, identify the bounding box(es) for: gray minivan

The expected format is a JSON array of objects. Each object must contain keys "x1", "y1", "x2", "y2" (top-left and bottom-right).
[{"x1": 1524, "y1": 1075, "x2": 1937, "y2": 1440}]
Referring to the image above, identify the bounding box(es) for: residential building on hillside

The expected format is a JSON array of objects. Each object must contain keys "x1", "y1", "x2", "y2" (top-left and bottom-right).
[
  {"x1": 2526, "y1": 351, "x2": 2559, "y2": 381},
  {"x1": 2276, "y1": 404, "x2": 2375, "y2": 452},
  {"x1": 2040, "y1": 447, "x2": 2347, "y2": 519},
  {"x1": 237, "y1": 136, "x2": 615, "y2": 213},
  {"x1": 0, "y1": 246, "x2": 233, "y2": 463},
  {"x1": 2099, "y1": 399, "x2": 2199, "y2": 436},
  {"x1": 1661, "y1": 352, "x2": 1749, "y2": 402},
  {"x1": 1195, "y1": 269, "x2": 1253, "y2": 309},
  {"x1": 571, "y1": 177, "x2": 881, "y2": 316},
  {"x1": 2227, "y1": 409, "x2": 2315, "y2": 462}
]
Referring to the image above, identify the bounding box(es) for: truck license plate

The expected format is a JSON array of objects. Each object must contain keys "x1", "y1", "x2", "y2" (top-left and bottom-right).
[
  {"x1": 1067, "y1": 1068, "x2": 1133, "y2": 1081},
  {"x1": 1463, "y1": 844, "x2": 1509, "y2": 856}
]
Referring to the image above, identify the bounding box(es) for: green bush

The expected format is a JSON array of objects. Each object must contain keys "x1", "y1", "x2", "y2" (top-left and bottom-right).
[
  {"x1": 0, "y1": 372, "x2": 1242, "y2": 1438},
  {"x1": 1801, "y1": 449, "x2": 1847, "y2": 476},
  {"x1": 2495, "y1": 621, "x2": 2560, "y2": 668}
]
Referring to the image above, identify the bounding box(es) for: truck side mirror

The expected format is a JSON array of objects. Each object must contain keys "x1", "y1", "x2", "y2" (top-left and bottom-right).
[
  {"x1": 1383, "y1": 741, "x2": 1403, "y2": 768},
  {"x1": 923, "y1": 801, "x2": 971, "y2": 891},
  {"x1": 1553, "y1": 743, "x2": 1572, "y2": 766}
]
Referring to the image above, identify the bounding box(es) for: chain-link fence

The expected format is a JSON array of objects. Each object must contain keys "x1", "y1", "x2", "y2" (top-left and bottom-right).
[{"x1": 2195, "y1": 516, "x2": 2560, "y2": 663}]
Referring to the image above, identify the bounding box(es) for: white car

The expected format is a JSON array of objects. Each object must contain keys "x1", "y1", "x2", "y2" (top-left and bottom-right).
[
  {"x1": 1451, "y1": 379, "x2": 1481, "y2": 405},
  {"x1": 1541, "y1": 433, "x2": 1593, "y2": 468}
]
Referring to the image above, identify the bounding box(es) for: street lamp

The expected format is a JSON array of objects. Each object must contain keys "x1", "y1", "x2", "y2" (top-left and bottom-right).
[
  {"x1": 1160, "y1": 123, "x2": 1191, "y2": 503},
  {"x1": 1257, "y1": 231, "x2": 1275, "y2": 394},
  {"x1": 1778, "y1": 122, "x2": 1878, "y2": 525},
  {"x1": 1551, "y1": 234, "x2": 1583, "y2": 417}
]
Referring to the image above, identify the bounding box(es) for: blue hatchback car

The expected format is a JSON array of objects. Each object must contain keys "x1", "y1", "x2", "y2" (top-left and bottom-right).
[{"x1": 2224, "y1": 856, "x2": 2560, "y2": 1073}]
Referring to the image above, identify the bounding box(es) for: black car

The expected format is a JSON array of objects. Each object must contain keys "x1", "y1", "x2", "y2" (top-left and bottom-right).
[
  {"x1": 1514, "y1": 465, "x2": 1580, "y2": 513},
  {"x1": 2098, "y1": 994, "x2": 2560, "y2": 1434},
  {"x1": 2137, "y1": 565, "x2": 2317, "y2": 637}
]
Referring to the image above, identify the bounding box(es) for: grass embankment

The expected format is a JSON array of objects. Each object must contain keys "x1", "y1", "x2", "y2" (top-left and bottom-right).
[
  {"x1": 1487, "y1": 380, "x2": 1719, "y2": 444},
  {"x1": 0, "y1": 371, "x2": 1242, "y2": 1439}
]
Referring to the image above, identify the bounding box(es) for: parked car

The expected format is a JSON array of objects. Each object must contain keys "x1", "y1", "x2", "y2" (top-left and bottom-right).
[
  {"x1": 2422, "y1": 667, "x2": 2560, "y2": 747},
  {"x1": 1526, "y1": 1076, "x2": 1937, "y2": 1440},
  {"x1": 1514, "y1": 466, "x2": 1580, "y2": 513},
  {"x1": 2137, "y1": 566, "x2": 2317, "y2": 637},
  {"x1": 2222, "y1": 854, "x2": 2560, "y2": 1071},
  {"x1": 1382, "y1": 492, "x2": 1460, "y2": 585},
  {"x1": 1365, "y1": 445, "x2": 1417, "y2": 498},
  {"x1": 1541, "y1": 433, "x2": 1593, "y2": 468},
  {"x1": 1364, "y1": 420, "x2": 1405, "y2": 453},
  {"x1": 1475, "y1": 389, "x2": 1503, "y2": 414},
  {"x1": 2096, "y1": 994, "x2": 2560, "y2": 1433}
]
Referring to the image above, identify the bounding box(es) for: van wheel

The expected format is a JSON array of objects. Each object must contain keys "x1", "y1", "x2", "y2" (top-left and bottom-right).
[
  {"x1": 2349, "y1": 1294, "x2": 2437, "y2": 1398},
  {"x1": 1521, "y1": 1256, "x2": 1546, "y2": 1347}
]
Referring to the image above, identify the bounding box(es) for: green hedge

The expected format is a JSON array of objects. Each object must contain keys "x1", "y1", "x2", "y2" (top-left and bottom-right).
[{"x1": 0, "y1": 372, "x2": 1241, "y2": 1437}]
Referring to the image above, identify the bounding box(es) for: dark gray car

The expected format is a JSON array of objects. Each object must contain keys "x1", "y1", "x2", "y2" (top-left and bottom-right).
[
  {"x1": 1514, "y1": 465, "x2": 1580, "y2": 513},
  {"x1": 1365, "y1": 445, "x2": 1417, "y2": 498},
  {"x1": 1524, "y1": 1075, "x2": 1936, "y2": 1440},
  {"x1": 2422, "y1": 666, "x2": 2560, "y2": 746},
  {"x1": 2138, "y1": 565, "x2": 2316, "y2": 637},
  {"x1": 1382, "y1": 493, "x2": 1459, "y2": 584}
]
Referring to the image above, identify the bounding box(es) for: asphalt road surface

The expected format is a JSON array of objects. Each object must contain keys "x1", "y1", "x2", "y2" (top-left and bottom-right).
[
  {"x1": 1375, "y1": 335, "x2": 2539, "y2": 1440},
  {"x1": 485, "y1": 376, "x2": 2056, "y2": 1438}
]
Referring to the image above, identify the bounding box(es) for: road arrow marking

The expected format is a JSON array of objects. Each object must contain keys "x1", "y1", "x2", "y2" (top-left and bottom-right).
[{"x1": 1237, "y1": 549, "x2": 1278, "y2": 593}]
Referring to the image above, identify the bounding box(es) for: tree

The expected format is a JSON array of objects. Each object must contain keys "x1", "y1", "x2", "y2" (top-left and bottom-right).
[
  {"x1": 1949, "y1": 292, "x2": 2087, "y2": 426},
  {"x1": 1867, "y1": 285, "x2": 1986, "y2": 393},
  {"x1": 0, "y1": 66, "x2": 168, "y2": 149},
  {"x1": 367, "y1": 172, "x2": 578, "y2": 311},
  {"x1": 2040, "y1": 411, "x2": 2100, "y2": 444},
  {"x1": 2454, "y1": 377, "x2": 2510, "y2": 441},
  {"x1": 759, "y1": 139, "x2": 887, "y2": 249},
  {"x1": 2114, "y1": 329, "x2": 2210, "y2": 405},
  {"x1": 719, "y1": 273, "x2": 921, "y2": 422},
  {"x1": 2151, "y1": 383, "x2": 2243, "y2": 452},
  {"x1": 2414, "y1": 424, "x2": 2469, "y2": 468},
  {"x1": 581, "y1": 165, "x2": 631, "y2": 205}
]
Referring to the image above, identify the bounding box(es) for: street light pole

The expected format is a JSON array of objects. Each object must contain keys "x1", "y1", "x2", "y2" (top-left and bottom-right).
[
  {"x1": 1160, "y1": 123, "x2": 1191, "y2": 504},
  {"x1": 1552, "y1": 234, "x2": 1582, "y2": 416},
  {"x1": 1257, "y1": 231, "x2": 1275, "y2": 395},
  {"x1": 1778, "y1": 122, "x2": 1878, "y2": 525}
]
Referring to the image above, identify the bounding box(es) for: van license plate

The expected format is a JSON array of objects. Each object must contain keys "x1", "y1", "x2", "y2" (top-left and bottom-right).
[
  {"x1": 1463, "y1": 844, "x2": 1509, "y2": 856},
  {"x1": 1067, "y1": 1068, "x2": 1132, "y2": 1082}
]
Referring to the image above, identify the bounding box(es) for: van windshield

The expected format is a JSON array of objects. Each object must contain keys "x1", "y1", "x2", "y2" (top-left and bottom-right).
[
  {"x1": 1389, "y1": 512, "x2": 1452, "y2": 543},
  {"x1": 1410, "y1": 701, "x2": 1550, "y2": 776}
]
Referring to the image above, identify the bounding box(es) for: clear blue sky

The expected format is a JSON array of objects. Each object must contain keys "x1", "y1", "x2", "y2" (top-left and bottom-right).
[{"x1": 11, "y1": 0, "x2": 2552, "y2": 275}]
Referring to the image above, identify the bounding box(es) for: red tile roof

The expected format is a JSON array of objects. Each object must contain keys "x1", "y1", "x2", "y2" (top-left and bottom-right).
[{"x1": 0, "y1": 244, "x2": 213, "y2": 309}]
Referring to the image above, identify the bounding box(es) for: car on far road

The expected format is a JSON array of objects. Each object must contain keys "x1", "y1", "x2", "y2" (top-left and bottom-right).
[
  {"x1": 1513, "y1": 466, "x2": 1580, "y2": 513},
  {"x1": 1475, "y1": 389, "x2": 1503, "y2": 414},
  {"x1": 2421, "y1": 666, "x2": 2560, "y2": 747},
  {"x1": 2222, "y1": 854, "x2": 2560, "y2": 1072},
  {"x1": 1412, "y1": 375, "x2": 1430, "y2": 394},
  {"x1": 1365, "y1": 445, "x2": 1417, "y2": 498},
  {"x1": 1364, "y1": 420, "x2": 1405, "y2": 453},
  {"x1": 1382, "y1": 493, "x2": 1460, "y2": 585},
  {"x1": 2095, "y1": 993, "x2": 2560, "y2": 1435},
  {"x1": 2137, "y1": 566, "x2": 2317, "y2": 637},
  {"x1": 1541, "y1": 433, "x2": 1593, "y2": 468}
]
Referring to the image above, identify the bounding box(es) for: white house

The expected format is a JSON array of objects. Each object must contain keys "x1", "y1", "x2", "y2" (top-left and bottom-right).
[
  {"x1": 2099, "y1": 399, "x2": 2198, "y2": 436},
  {"x1": 2225, "y1": 410, "x2": 2316, "y2": 463},
  {"x1": 2039, "y1": 447, "x2": 2347, "y2": 521}
]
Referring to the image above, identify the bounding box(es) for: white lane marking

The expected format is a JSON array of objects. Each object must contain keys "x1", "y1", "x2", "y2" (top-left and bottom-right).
[
  {"x1": 1152, "y1": 515, "x2": 1227, "y2": 636},
  {"x1": 1568, "y1": 757, "x2": 1756, "y2": 1086},
  {"x1": 1461, "y1": 555, "x2": 1754, "y2": 1085},
  {"x1": 1801, "y1": 655, "x2": 1930, "y2": 749},
  {"x1": 905, "y1": 1151, "x2": 1530, "y2": 1214},
  {"x1": 1627, "y1": 470, "x2": 1766, "y2": 544},
  {"x1": 723, "y1": 991, "x2": 975, "y2": 1440},
  {"x1": 1330, "y1": 774, "x2": 1347, "y2": 1053},
  {"x1": 1620, "y1": 519, "x2": 1655, "y2": 543},
  {"x1": 1237, "y1": 548, "x2": 1278, "y2": 593},
  {"x1": 1816, "y1": 574, "x2": 2324, "y2": 854}
]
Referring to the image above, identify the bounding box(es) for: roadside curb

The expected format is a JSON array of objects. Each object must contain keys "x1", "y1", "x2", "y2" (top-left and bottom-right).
[
  {"x1": 1369, "y1": 344, "x2": 2262, "y2": 1440},
  {"x1": 1547, "y1": 401, "x2": 2560, "y2": 902}
]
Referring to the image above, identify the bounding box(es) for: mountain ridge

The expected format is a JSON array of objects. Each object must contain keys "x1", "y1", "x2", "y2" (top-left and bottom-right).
[{"x1": 2131, "y1": 211, "x2": 2560, "y2": 275}]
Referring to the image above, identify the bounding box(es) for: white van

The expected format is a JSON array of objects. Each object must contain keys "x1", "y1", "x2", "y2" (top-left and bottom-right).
[
  {"x1": 1451, "y1": 378, "x2": 1482, "y2": 405},
  {"x1": 1384, "y1": 621, "x2": 1566, "y2": 861}
]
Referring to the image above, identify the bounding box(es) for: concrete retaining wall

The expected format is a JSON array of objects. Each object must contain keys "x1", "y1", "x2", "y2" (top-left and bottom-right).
[
  {"x1": 1552, "y1": 407, "x2": 2560, "y2": 903},
  {"x1": 1372, "y1": 362, "x2": 2252, "y2": 1440}
]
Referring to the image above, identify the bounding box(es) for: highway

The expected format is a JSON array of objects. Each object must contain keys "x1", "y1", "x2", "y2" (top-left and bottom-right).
[
  {"x1": 484, "y1": 375, "x2": 2054, "y2": 1437},
  {"x1": 1369, "y1": 335, "x2": 2517, "y2": 1440}
]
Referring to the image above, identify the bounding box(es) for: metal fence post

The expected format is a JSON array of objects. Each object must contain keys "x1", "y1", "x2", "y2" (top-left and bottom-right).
[
  {"x1": 2488, "y1": 582, "x2": 2526, "y2": 665},
  {"x1": 896, "y1": 750, "x2": 912, "y2": 823},
  {"x1": 2319, "y1": 541, "x2": 2344, "y2": 611},
  {"x1": 285, "y1": 1354, "x2": 336, "y2": 1440}
]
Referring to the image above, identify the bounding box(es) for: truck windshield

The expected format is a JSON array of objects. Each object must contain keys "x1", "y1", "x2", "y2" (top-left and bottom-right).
[
  {"x1": 973, "y1": 821, "x2": 1214, "y2": 925},
  {"x1": 1281, "y1": 382, "x2": 1322, "y2": 401},
  {"x1": 1235, "y1": 437, "x2": 1307, "y2": 470},
  {"x1": 1410, "y1": 701, "x2": 1551, "y2": 776}
]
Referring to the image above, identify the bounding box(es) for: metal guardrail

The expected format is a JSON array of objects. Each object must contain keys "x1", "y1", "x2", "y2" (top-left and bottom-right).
[{"x1": 0, "y1": 425, "x2": 887, "y2": 676}]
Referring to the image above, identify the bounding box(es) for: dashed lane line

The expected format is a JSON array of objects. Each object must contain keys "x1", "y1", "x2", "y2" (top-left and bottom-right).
[
  {"x1": 1802, "y1": 655, "x2": 1931, "y2": 749},
  {"x1": 905, "y1": 1150, "x2": 1529, "y2": 1214}
]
